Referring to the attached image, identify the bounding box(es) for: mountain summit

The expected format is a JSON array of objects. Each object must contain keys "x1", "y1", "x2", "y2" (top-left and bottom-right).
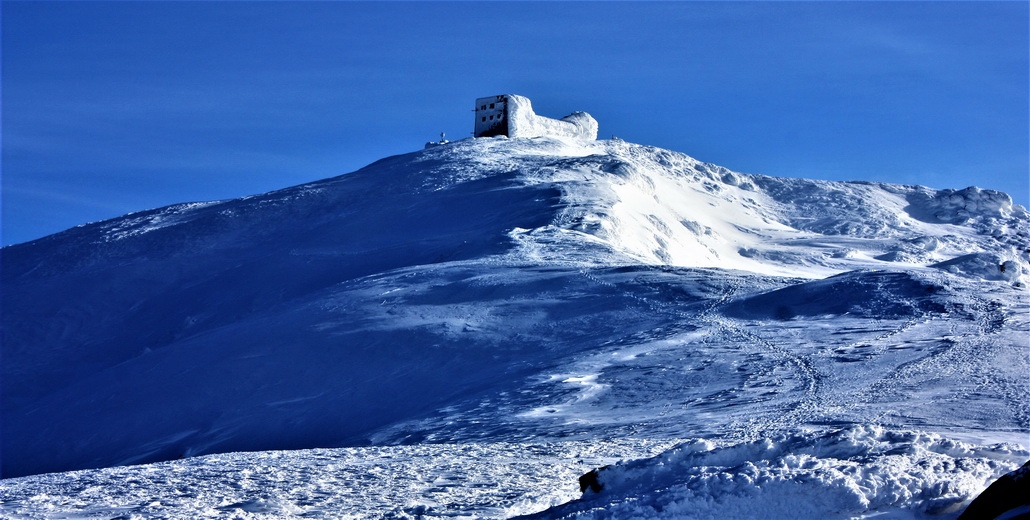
[{"x1": 2, "y1": 136, "x2": 1028, "y2": 518}]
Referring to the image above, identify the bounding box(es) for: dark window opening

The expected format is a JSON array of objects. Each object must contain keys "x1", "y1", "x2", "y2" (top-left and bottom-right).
[
  {"x1": 490, "y1": 103, "x2": 495, "y2": 109},
  {"x1": 481, "y1": 117, "x2": 486, "y2": 122}
]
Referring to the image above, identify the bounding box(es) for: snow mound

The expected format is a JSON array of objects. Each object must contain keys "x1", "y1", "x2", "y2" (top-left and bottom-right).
[
  {"x1": 723, "y1": 270, "x2": 946, "y2": 320},
  {"x1": 906, "y1": 186, "x2": 1023, "y2": 224},
  {"x1": 524, "y1": 426, "x2": 1028, "y2": 520},
  {"x1": 751, "y1": 177, "x2": 910, "y2": 237},
  {"x1": 932, "y1": 252, "x2": 1025, "y2": 284}
]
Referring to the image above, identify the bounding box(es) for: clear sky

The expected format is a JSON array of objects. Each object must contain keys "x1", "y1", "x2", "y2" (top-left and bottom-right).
[{"x1": 2, "y1": 1, "x2": 1027, "y2": 246}]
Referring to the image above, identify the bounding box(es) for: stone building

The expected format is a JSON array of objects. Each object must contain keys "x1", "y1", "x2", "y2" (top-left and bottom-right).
[{"x1": 474, "y1": 95, "x2": 597, "y2": 140}]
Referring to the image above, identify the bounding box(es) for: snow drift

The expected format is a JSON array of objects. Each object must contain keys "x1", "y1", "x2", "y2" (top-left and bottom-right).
[
  {"x1": 2, "y1": 429, "x2": 1025, "y2": 519},
  {"x1": 520, "y1": 426, "x2": 1028, "y2": 520}
]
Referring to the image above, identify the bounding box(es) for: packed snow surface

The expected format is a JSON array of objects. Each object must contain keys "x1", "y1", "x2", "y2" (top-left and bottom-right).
[{"x1": 2, "y1": 136, "x2": 1028, "y2": 518}]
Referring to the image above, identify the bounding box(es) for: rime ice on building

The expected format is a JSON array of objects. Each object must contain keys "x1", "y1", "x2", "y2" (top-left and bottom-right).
[{"x1": 474, "y1": 95, "x2": 597, "y2": 140}]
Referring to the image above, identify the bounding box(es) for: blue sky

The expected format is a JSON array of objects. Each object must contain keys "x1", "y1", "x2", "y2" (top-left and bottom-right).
[{"x1": 3, "y1": 1, "x2": 1027, "y2": 246}]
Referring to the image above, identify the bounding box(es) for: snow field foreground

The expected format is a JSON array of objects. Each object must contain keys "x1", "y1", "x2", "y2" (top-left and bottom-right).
[
  {"x1": 0, "y1": 439, "x2": 680, "y2": 519},
  {"x1": 520, "y1": 426, "x2": 1028, "y2": 520},
  {"x1": 1, "y1": 428, "x2": 1024, "y2": 519},
  {"x1": 2, "y1": 136, "x2": 1028, "y2": 518}
]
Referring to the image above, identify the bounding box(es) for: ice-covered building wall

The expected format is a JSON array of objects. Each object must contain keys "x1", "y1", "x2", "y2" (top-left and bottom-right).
[{"x1": 474, "y1": 94, "x2": 597, "y2": 140}]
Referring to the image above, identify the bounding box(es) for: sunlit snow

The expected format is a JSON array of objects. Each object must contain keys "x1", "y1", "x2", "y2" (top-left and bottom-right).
[{"x1": 2, "y1": 136, "x2": 1027, "y2": 519}]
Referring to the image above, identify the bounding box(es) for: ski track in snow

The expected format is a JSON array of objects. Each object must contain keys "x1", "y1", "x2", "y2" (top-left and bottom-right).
[{"x1": 2, "y1": 136, "x2": 1028, "y2": 518}]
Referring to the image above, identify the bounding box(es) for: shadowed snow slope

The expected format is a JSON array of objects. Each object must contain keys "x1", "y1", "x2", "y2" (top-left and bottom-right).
[{"x1": 1, "y1": 137, "x2": 1028, "y2": 519}]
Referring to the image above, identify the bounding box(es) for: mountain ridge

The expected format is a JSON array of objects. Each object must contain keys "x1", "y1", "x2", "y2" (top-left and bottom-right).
[
  {"x1": 2, "y1": 136, "x2": 1027, "y2": 509},
  {"x1": 6, "y1": 137, "x2": 1026, "y2": 280}
]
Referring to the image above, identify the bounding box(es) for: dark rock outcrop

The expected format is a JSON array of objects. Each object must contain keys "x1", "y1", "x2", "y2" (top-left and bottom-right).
[{"x1": 958, "y1": 460, "x2": 1030, "y2": 520}]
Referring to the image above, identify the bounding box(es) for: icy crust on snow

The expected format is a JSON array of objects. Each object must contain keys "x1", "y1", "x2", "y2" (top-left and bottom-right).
[
  {"x1": 523, "y1": 426, "x2": 1028, "y2": 520},
  {"x1": 0, "y1": 439, "x2": 680, "y2": 519},
  {"x1": 2, "y1": 429, "x2": 1023, "y2": 520},
  {"x1": 364, "y1": 265, "x2": 1028, "y2": 452}
]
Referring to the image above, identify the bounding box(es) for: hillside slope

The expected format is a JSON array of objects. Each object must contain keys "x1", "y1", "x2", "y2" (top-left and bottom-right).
[{"x1": 2, "y1": 136, "x2": 1028, "y2": 518}]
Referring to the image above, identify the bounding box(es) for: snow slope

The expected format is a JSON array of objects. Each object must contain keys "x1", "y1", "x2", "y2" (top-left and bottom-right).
[{"x1": 2, "y1": 136, "x2": 1028, "y2": 518}]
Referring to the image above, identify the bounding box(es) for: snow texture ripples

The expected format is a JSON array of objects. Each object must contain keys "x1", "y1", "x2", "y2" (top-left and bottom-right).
[{"x1": 2, "y1": 136, "x2": 1027, "y2": 518}]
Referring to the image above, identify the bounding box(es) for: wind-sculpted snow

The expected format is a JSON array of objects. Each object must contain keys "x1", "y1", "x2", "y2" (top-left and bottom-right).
[
  {"x1": 906, "y1": 186, "x2": 1024, "y2": 224},
  {"x1": 1, "y1": 136, "x2": 1027, "y2": 518},
  {"x1": 0, "y1": 439, "x2": 681, "y2": 519},
  {"x1": 519, "y1": 426, "x2": 1028, "y2": 520},
  {"x1": 723, "y1": 270, "x2": 947, "y2": 320},
  {"x1": 1, "y1": 429, "x2": 1025, "y2": 519},
  {"x1": 932, "y1": 252, "x2": 1024, "y2": 283}
]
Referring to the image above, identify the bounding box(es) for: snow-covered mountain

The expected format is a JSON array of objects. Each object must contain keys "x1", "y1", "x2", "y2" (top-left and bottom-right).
[{"x1": 2, "y1": 136, "x2": 1028, "y2": 518}]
